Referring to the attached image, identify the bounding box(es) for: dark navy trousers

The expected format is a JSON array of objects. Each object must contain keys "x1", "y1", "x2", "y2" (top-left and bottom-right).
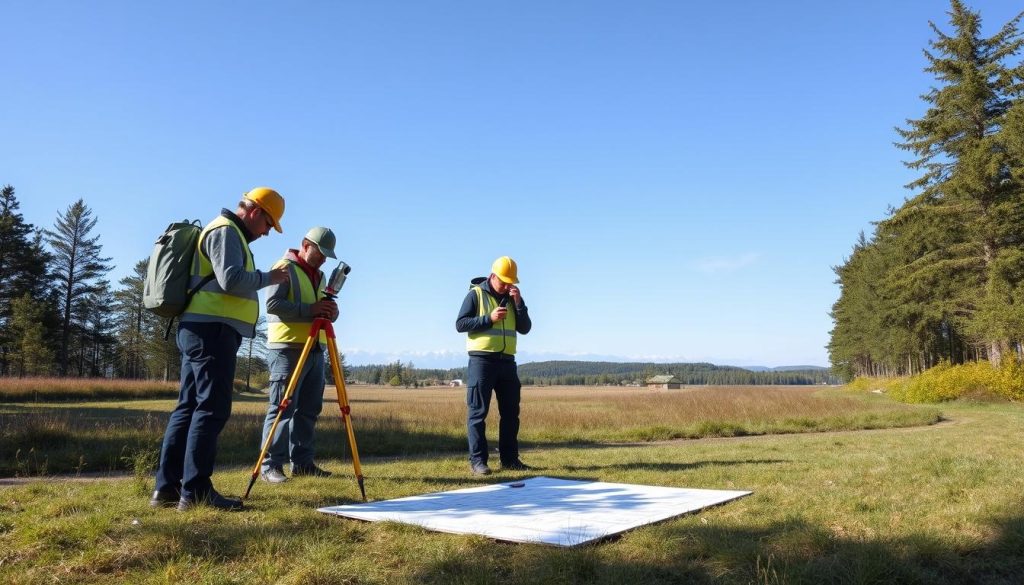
[
  {"x1": 466, "y1": 355, "x2": 521, "y2": 466},
  {"x1": 155, "y1": 321, "x2": 241, "y2": 499}
]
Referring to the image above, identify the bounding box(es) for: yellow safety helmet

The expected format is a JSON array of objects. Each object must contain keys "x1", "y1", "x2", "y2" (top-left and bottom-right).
[
  {"x1": 243, "y1": 187, "x2": 285, "y2": 233},
  {"x1": 491, "y1": 256, "x2": 519, "y2": 284}
]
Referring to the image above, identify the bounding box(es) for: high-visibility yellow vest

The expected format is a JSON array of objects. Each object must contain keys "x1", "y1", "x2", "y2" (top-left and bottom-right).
[
  {"x1": 466, "y1": 285, "x2": 516, "y2": 355},
  {"x1": 266, "y1": 258, "x2": 328, "y2": 345},
  {"x1": 183, "y1": 216, "x2": 259, "y2": 334}
]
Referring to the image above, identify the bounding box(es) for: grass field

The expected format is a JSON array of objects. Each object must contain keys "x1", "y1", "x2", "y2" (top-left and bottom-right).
[
  {"x1": 3, "y1": 385, "x2": 1021, "y2": 583},
  {"x1": 0, "y1": 385, "x2": 938, "y2": 476}
]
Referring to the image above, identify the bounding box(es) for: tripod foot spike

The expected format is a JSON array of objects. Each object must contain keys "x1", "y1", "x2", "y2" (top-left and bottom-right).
[{"x1": 244, "y1": 474, "x2": 259, "y2": 499}]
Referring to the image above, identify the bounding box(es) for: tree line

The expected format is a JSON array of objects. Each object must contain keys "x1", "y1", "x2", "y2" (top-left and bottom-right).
[
  {"x1": 347, "y1": 360, "x2": 838, "y2": 386},
  {"x1": 0, "y1": 188, "x2": 274, "y2": 381},
  {"x1": 829, "y1": 2, "x2": 1024, "y2": 380}
]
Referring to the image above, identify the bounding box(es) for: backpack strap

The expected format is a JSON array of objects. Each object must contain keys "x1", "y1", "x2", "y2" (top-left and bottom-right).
[{"x1": 162, "y1": 272, "x2": 217, "y2": 340}]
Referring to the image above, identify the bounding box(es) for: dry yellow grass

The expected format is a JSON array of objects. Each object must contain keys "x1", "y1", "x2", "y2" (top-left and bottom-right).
[
  {"x1": 1, "y1": 383, "x2": 937, "y2": 476},
  {"x1": 249, "y1": 383, "x2": 938, "y2": 442},
  {"x1": 0, "y1": 377, "x2": 176, "y2": 401}
]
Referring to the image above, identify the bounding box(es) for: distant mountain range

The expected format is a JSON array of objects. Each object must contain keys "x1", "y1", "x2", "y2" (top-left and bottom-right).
[
  {"x1": 741, "y1": 365, "x2": 828, "y2": 372},
  {"x1": 348, "y1": 358, "x2": 839, "y2": 385},
  {"x1": 343, "y1": 349, "x2": 827, "y2": 372}
]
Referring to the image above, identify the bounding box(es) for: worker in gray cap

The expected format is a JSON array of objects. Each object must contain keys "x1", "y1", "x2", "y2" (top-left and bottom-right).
[{"x1": 258, "y1": 227, "x2": 340, "y2": 483}]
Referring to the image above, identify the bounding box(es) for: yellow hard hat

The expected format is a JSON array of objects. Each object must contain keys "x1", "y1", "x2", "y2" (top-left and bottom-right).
[
  {"x1": 491, "y1": 256, "x2": 519, "y2": 284},
  {"x1": 243, "y1": 187, "x2": 285, "y2": 233}
]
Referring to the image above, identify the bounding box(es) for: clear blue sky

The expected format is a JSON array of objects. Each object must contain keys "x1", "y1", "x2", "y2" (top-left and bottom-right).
[{"x1": 4, "y1": 1, "x2": 1020, "y2": 368}]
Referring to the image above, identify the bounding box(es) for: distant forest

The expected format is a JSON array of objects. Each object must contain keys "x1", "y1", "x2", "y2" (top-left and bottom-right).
[{"x1": 347, "y1": 360, "x2": 839, "y2": 387}]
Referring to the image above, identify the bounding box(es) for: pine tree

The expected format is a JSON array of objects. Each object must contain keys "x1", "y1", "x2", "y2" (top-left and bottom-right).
[
  {"x1": 44, "y1": 199, "x2": 113, "y2": 376},
  {"x1": 893, "y1": 1, "x2": 1024, "y2": 365},
  {"x1": 9, "y1": 293, "x2": 54, "y2": 376},
  {"x1": 80, "y1": 279, "x2": 117, "y2": 376},
  {"x1": 0, "y1": 185, "x2": 53, "y2": 374},
  {"x1": 113, "y1": 260, "x2": 148, "y2": 378}
]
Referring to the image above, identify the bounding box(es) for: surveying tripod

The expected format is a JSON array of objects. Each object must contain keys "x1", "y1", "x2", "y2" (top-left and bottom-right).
[{"x1": 244, "y1": 316, "x2": 366, "y2": 501}]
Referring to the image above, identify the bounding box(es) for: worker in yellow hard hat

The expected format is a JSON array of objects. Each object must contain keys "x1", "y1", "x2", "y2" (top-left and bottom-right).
[
  {"x1": 151, "y1": 186, "x2": 289, "y2": 512},
  {"x1": 455, "y1": 256, "x2": 533, "y2": 475}
]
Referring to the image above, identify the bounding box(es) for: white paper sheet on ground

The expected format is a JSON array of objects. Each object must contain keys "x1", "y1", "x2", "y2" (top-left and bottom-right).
[{"x1": 318, "y1": 476, "x2": 751, "y2": 547}]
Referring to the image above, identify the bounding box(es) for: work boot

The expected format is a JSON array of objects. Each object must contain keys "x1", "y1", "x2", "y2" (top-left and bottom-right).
[
  {"x1": 149, "y1": 489, "x2": 180, "y2": 508},
  {"x1": 501, "y1": 460, "x2": 532, "y2": 471},
  {"x1": 291, "y1": 463, "x2": 332, "y2": 478},
  {"x1": 470, "y1": 462, "x2": 492, "y2": 476},
  {"x1": 261, "y1": 467, "x2": 289, "y2": 484},
  {"x1": 177, "y1": 489, "x2": 244, "y2": 512}
]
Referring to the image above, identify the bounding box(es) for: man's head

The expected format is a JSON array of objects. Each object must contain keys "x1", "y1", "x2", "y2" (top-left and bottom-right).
[
  {"x1": 299, "y1": 226, "x2": 337, "y2": 269},
  {"x1": 488, "y1": 256, "x2": 518, "y2": 294},
  {"x1": 237, "y1": 187, "x2": 285, "y2": 239}
]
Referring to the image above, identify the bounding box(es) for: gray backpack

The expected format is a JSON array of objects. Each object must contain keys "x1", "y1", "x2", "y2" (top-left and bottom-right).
[{"x1": 143, "y1": 220, "x2": 215, "y2": 334}]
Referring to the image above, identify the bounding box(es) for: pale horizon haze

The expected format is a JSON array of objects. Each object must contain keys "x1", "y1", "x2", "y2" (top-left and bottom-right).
[{"x1": 4, "y1": 1, "x2": 1020, "y2": 369}]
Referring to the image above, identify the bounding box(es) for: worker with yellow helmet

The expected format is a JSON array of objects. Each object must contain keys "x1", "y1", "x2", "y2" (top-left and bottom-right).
[
  {"x1": 455, "y1": 256, "x2": 533, "y2": 475},
  {"x1": 152, "y1": 187, "x2": 289, "y2": 512}
]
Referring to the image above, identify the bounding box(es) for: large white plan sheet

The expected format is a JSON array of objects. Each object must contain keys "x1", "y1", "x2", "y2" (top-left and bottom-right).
[{"x1": 318, "y1": 476, "x2": 751, "y2": 546}]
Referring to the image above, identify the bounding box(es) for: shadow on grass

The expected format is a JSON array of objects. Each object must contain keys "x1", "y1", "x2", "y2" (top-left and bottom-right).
[
  {"x1": 403, "y1": 512, "x2": 1024, "y2": 585},
  {"x1": 7, "y1": 475, "x2": 1023, "y2": 584},
  {"x1": 125, "y1": 504, "x2": 1024, "y2": 584}
]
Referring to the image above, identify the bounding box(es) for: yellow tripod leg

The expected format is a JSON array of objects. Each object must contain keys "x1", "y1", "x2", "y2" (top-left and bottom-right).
[
  {"x1": 326, "y1": 335, "x2": 366, "y2": 501},
  {"x1": 243, "y1": 332, "x2": 319, "y2": 499}
]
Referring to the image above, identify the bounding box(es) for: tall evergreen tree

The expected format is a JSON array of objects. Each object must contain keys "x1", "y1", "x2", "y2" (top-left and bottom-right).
[
  {"x1": 113, "y1": 260, "x2": 149, "y2": 378},
  {"x1": 110, "y1": 259, "x2": 181, "y2": 380},
  {"x1": 8, "y1": 293, "x2": 54, "y2": 376},
  {"x1": 44, "y1": 199, "x2": 113, "y2": 376},
  {"x1": 0, "y1": 185, "x2": 53, "y2": 374},
  {"x1": 893, "y1": 1, "x2": 1024, "y2": 365},
  {"x1": 80, "y1": 279, "x2": 117, "y2": 376}
]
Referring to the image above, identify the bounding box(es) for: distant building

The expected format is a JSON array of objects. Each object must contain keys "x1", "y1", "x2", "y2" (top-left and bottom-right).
[
  {"x1": 646, "y1": 375, "x2": 681, "y2": 389},
  {"x1": 449, "y1": 379, "x2": 463, "y2": 387}
]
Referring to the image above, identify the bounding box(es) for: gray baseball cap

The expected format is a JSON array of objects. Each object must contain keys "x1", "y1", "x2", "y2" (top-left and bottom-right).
[{"x1": 304, "y1": 226, "x2": 337, "y2": 259}]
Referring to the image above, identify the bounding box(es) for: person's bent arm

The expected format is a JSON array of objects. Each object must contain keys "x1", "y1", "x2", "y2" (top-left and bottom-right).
[
  {"x1": 455, "y1": 291, "x2": 491, "y2": 333},
  {"x1": 514, "y1": 303, "x2": 531, "y2": 334},
  {"x1": 204, "y1": 227, "x2": 269, "y2": 292}
]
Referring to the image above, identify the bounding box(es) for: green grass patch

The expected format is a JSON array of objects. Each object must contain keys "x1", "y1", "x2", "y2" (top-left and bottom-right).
[{"x1": 0, "y1": 400, "x2": 1021, "y2": 583}]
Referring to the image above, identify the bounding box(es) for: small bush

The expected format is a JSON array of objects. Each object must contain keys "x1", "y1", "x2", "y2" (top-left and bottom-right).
[{"x1": 845, "y1": 376, "x2": 903, "y2": 395}]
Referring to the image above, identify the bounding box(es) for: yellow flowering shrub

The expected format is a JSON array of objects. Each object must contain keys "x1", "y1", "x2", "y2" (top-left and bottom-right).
[{"x1": 849, "y1": 359, "x2": 1023, "y2": 403}]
